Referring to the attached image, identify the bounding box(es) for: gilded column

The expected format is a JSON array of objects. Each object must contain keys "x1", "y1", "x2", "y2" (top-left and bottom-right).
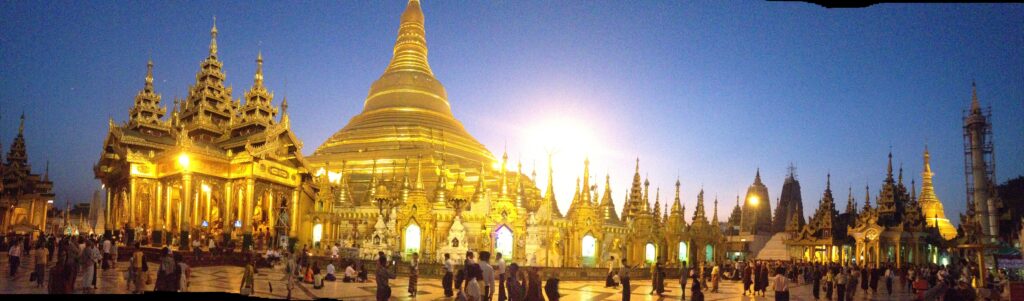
[
  {"x1": 105, "y1": 188, "x2": 112, "y2": 230},
  {"x1": 291, "y1": 188, "x2": 299, "y2": 237},
  {"x1": 895, "y1": 240, "x2": 902, "y2": 268},
  {"x1": 165, "y1": 187, "x2": 172, "y2": 230},
  {"x1": 130, "y1": 176, "x2": 140, "y2": 227},
  {"x1": 224, "y1": 184, "x2": 232, "y2": 231},
  {"x1": 244, "y1": 177, "x2": 254, "y2": 234},
  {"x1": 154, "y1": 182, "x2": 162, "y2": 229},
  {"x1": 182, "y1": 173, "x2": 192, "y2": 233}
]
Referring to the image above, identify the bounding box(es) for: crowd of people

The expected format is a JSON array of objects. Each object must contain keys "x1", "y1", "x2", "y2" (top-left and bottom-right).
[{"x1": 3, "y1": 233, "x2": 1019, "y2": 300}]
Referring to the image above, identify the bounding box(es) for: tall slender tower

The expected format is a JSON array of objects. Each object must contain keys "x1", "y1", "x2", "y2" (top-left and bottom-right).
[{"x1": 963, "y1": 82, "x2": 998, "y2": 237}]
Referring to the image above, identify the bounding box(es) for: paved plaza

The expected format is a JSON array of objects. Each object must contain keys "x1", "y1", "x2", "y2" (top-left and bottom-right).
[{"x1": 0, "y1": 255, "x2": 920, "y2": 300}]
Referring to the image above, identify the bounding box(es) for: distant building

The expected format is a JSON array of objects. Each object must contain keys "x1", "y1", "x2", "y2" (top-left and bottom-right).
[{"x1": 0, "y1": 114, "x2": 55, "y2": 235}]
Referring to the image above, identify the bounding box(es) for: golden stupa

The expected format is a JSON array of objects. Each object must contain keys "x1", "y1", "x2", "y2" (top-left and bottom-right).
[
  {"x1": 310, "y1": 0, "x2": 495, "y2": 179},
  {"x1": 919, "y1": 146, "x2": 957, "y2": 240}
]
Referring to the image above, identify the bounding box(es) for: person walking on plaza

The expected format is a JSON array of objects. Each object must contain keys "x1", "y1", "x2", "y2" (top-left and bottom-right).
[
  {"x1": 860, "y1": 265, "x2": 870, "y2": 295},
  {"x1": 479, "y1": 252, "x2": 495, "y2": 301},
  {"x1": 408, "y1": 252, "x2": 420, "y2": 297},
  {"x1": 80, "y1": 240, "x2": 101, "y2": 292},
  {"x1": 102, "y1": 237, "x2": 112, "y2": 270},
  {"x1": 824, "y1": 267, "x2": 834, "y2": 300},
  {"x1": 690, "y1": 268, "x2": 704, "y2": 301},
  {"x1": 155, "y1": 247, "x2": 176, "y2": 292},
  {"x1": 869, "y1": 266, "x2": 880, "y2": 295},
  {"x1": 375, "y1": 252, "x2": 396, "y2": 301},
  {"x1": 525, "y1": 267, "x2": 543, "y2": 301},
  {"x1": 544, "y1": 271, "x2": 560, "y2": 301},
  {"x1": 679, "y1": 261, "x2": 689, "y2": 300},
  {"x1": 835, "y1": 268, "x2": 848, "y2": 301},
  {"x1": 848, "y1": 267, "x2": 859, "y2": 300},
  {"x1": 756, "y1": 263, "x2": 769, "y2": 296},
  {"x1": 175, "y1": 253, "x2": 191, "y2": 292},
  {"x1": 650, "y1": 257, "x2": 665, "y2": 296},
  {"x1": 811, "y1": 265, "x2": 821, "y2": 300},
  {"x1": 130, "y1": 243, "x2": 146, "y2": 294},
  {"x1": 8, "y1": 238, "x2": 22, "y2": 277},
  {"x1": 32, "y1": 243, "x2": 48, "y2": 288},
  {"x1": 884, "y1": 264, "x2": 894, "y2": 296},
  {"x1": 711, "y1": 263, "x2": 720, "y2": 293},
  {"x1": 496, "y1": 252, "x2": 508, "y2": 301},
  {"x1": 605, "y1": 256, "x2": 617, "y2": 288},
  {"x1": 507, "y1": 263, "x2": 526, "y2": 301},
  {"x1": 773, "y1": 267, "x2": 790, "y2": 301},
  {"x1": 466, "y1": 263, "x2": 482, "y2": 301},
  {"x1": 619, "y1": 259, "x2": 636, "y2": 301},
  {"x1": 443, "y1": 253, "x2": 455, "y2": 297},
  {"x1": 240, "y1": 260, "x2": 255, "y2": 296},
  {"x1": 743, "y1": 263, "x2": 753, "y2": 295}
]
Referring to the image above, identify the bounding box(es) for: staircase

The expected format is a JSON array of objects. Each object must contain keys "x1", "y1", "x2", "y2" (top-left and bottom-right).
[{"x1": 755, "y1": 232, "x2": 791, "y2": 261}]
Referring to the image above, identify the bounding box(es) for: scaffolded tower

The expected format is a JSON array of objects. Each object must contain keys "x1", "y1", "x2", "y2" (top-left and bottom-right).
[{"x1": 962, "y1": 82, "x2": 999, "y2": 237}]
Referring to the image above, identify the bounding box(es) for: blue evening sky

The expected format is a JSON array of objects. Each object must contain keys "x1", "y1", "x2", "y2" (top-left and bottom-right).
[{"x1": 1, "y1": 1, "x2": 1021, "y2": 226}]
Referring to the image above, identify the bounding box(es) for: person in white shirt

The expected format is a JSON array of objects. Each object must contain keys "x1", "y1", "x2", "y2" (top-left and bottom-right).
[
  {"x1": 466, "y1": 264, "x2": 482, "y2": 301},
  {"x1": 325, "y1": 262, "x2": 336, "y2": 281},
  {"x1": 102, "y1": 238, "x2": 112, "y2": 269},
  {"x1": 344, "y1": 264, "x2": 358, "y2": 282},
  {"x1": 208, "y1": 237, "x2": 216, "y2": 256},
  {"x1": 331, "y1": 243, "x2": 340, "y2": 259},
  {"x1": 773, "y1": 267, "x2": 789, "y2": 301},
  {"x1": 496, "y1": 252, "x2": 507, "y2": 301},
  {"x1": 479, "y1": 251, "x2": 495, "y2": 301},
  {"x1": 443, "y1": 253, "x2": 455, "y2": 297},
  {"x1": 7, "y1": 241, "x2": 22, "y2": 277}
]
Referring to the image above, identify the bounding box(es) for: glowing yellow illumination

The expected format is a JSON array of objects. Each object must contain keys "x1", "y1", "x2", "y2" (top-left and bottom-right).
[
  {"x1": 312, "y1": 223, "x2": 323, "y2": 244},
  {"x1": 405, "y1": 223, "x2": 421, "y2": 255},
  {"x1": 749, "y1": 196, "x2": 760, "y2": 205},
  {"x1": 327, "y1": 171, "x2": 342, "y2": 184},
  {"x1": 178, "y1": 153, "x2": 190, "y2": 170},
  {"x1": 315, "y1": 167, "x2": 326, "y2": 177},
  {"x1": 201, "y1": 184, "x2": 211, "y2": 193},
  {"x1": 645, "y1": 243, "x2": 657, "y2": 263}
]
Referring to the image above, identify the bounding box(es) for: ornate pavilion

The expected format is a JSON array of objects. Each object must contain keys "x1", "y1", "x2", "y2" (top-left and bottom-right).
[
  {"x1": 1, "y1": 114, "x2": 55, "y2": 235},
  {"x1": 94, "y1": 0, "x2": 727, "y2": 267},
  {"x1": 95, "y1": 20, "x2": 312, "y2": 248}
]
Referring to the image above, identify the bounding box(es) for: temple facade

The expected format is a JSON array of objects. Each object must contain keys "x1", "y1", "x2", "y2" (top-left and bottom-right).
[
  {"x1": 92, "y1": 0, "x2": 727, "y2": 268},
  {"x1": 95, "y1": 21, "x2": 314, "y2": 249},
  {"x1": 303, "y1": 0, "x2": 724, "y2": 267},
  {"x1": 1, "y1": 114, "x2": 55, "y2": 235}
]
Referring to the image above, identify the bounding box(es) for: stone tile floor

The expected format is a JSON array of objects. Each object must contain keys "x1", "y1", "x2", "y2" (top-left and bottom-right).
[{"x1": 1, "y1": 254, "x2": 920, "y2": 300}]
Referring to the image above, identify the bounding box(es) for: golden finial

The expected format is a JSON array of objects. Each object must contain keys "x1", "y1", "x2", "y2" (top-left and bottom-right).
[
  {"x1": 18, "y1": 112, "x2": 25, "y2": 134},
  {"x1": 210, "y1": 16, "x2": 218, "y2": 57},
  {"x1": 254, "y1": 51, "x2": 264, "y2": 87},
  {"x1": 145, "y1": 60, "x2": 154, "y2": 91}
]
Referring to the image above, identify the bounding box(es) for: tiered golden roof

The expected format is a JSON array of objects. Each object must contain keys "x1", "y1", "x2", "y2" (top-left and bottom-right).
[
  {"x1": 919, "y1": 146, "x2": 957, "y2": 240},
  {"x1": 311, "y1": 0, "x2": 494, "y2": 180}
]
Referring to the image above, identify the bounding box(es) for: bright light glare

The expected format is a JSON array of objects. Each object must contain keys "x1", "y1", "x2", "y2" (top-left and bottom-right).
[
  {"x1": 178, "y1": 153, "x2": 190, "y2": 169},
  {"x1": 520, "y1": 116, "x2": 606, "y2": 213},
  {"x1": 749, "y1": 196, "x2": 759, "y2": 205}
]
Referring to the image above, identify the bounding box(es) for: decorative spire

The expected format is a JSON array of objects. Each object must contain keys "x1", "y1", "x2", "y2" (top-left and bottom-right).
[
  {"x1": 254, "y1": 51, "x2": 264, "y2": 88},
  {"x1": 846, "y1": 186, "x2": 856, "y2": 214},
  {"x1": 43, "y1": 160, "x2": 49, "y2": 182},
  {"x1": 671, "y1": 179, "x2": 682, "y2": 213},
  {"x1": 500, "y1": 149, "x2": 508, "y2": 197},
  {"x1": 382, "y1": 0, "x2": 433, "y2": 76},
  {"x1": 209, "y1": 16, "x2": 218, "y2": 57},
  {"x1": 544, "y1": 152, "x2": 555, "y2": 202},
  {"x1": 712, "y1": 196, "x2": 719, "y2": 224},
  {"x1": 144, "y1": 60, "x2": 154, "y2": 92},
  {"x1": 754, "y1": 168, "x2": 762, "y2": 185},
  {"x1": 18, "y1": 112, "x2": 25, "y2": 135},
  {"x1": 581, "y1": 157, "x2": 591, "y2": 204},
  {"x1": 863, "y1": 184, "x2": 872, "y2": 211},
  {"x1": 886, "y1": 152, "x2": 894, "y2": 181}
]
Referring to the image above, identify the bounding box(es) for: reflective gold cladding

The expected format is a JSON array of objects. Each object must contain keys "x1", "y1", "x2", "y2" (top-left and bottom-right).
[
  {"x1": 311, "y1": 0, "x2": 494, "y2": 171},
  {"x1": 919, "y1": 147, "x2": 957, "y2": 240}
]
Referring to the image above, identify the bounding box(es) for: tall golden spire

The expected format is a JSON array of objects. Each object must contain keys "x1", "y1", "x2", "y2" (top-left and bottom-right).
[
  {"x1": 970, "y1": 81, "x2": 981, "y2": 114},
  {"x1": 254, "y1": 51, "x2": 264, "y2": 88},
  {"x1": 920, "y1": 145, "x2": 957, "y2": 239},
  {"x1": 363, "y1": 0, "x2": 449, "y2": 114},
  {"x1": 210, "y1": 16, "x2": 218, "y2": 57}
]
